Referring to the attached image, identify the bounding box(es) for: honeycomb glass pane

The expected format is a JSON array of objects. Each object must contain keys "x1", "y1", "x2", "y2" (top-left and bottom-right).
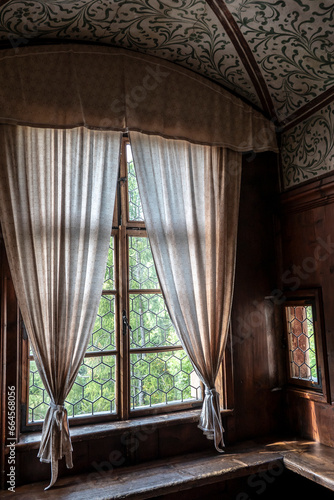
[
  {"x1": 285, "y1": 304, "x2": 318, "y2": 383},
  {"x1": 87, "y1": 295, "x2": 116, "y2": 352},
  {"x1": 129, "y1": 293, "x2": 180, "y2": 348},
  {"x1": 102, "y1": 236, "x2": 115, "y2": 290},
  {"x1": 28, "y1": 355, "x2": 116, "y2": 423},
  {"x1": 130, "y1": 350, "x2": 201, "y2": 410},
  {"x1": 129, "y1": 237, "x2": 159, "y2": 290},
  {"x1": 127, "y1": 144, "x2": 144, "y2": 222},
  {"x1": 28, "y1": 360, "x2": 51, "y2": 422}
]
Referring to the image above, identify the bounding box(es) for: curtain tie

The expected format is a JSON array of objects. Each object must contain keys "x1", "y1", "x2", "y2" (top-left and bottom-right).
[
  {"x1": 41, "y1": 401, "x2": 73, "y2": 490},
  {"x1": 50, "y1": 401, "x2": 65, "y2": 411},
  {"x1": 49, "y1": 401, "x2": 66, "y2": 432},
  {"x1": 198, "y1": 386, "x2": 225, "y2": 453},
  {"x1": 205, "y1": 387, "x2": 218, "y2": 397}
]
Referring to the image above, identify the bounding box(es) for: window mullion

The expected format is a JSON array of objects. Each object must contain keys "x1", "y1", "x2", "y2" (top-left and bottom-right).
[{"x1": 118, "y1": 141, "x2": 131, "y2": 419}]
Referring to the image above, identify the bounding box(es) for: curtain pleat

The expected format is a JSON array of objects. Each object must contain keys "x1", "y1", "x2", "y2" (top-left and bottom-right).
[
  {"x1": 0, "y1": 125, "x2": 121, "y2": 489},
  {"x1": 130, "y1": 132, "x2": 241, "y2": 451}
]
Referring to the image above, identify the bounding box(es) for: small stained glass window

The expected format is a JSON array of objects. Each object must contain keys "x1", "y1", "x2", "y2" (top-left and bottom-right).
[
  {"x1": 282, "y1": 290, "x2": 328, "y2": 399},
  {"x1": 285, "y1": 304, "x2": 317, "y2": 383}
]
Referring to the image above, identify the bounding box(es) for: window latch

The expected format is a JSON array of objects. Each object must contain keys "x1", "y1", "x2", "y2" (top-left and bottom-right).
[{"x1": 122, "y1": 310, "x2": 132, "y2": 336}]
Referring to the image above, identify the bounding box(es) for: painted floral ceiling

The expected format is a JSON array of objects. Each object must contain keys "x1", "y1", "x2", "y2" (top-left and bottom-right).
[
  {"x1": 0, "y1": 0, "x2": 333, "y2": 126},
  {"x1": 0, "y1": 0, "x2": 333, "y2": 189}
]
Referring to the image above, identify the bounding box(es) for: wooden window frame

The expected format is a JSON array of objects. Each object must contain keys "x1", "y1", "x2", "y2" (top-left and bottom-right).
[
  {"x1": 282, "y1": 288, "x2": 330, "y2": 403},
  {"x1": 0, "y1": 136, "x2": 234, "y2": 440},
  {"x1": 20, "y1": 138, "x2": 211, "y2": 431}
]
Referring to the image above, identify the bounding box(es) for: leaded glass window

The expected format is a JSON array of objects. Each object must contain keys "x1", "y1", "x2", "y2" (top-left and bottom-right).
[{"x1": 26, "y1": 139, "x2": 202, "y2": 425}]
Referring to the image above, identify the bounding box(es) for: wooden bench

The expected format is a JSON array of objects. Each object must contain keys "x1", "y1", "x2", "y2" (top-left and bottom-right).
[{"x1": 3, "y1": 437, "x2": 334, "y2": 499}]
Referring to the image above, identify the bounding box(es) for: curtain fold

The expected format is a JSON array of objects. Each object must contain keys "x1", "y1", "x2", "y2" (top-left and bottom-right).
[
  {"x1": 0, "y1": 125, "x2": 121, "y2": 489},
  {"x1": 130, "y1": 132, "x2": 241, "y2": 451}
]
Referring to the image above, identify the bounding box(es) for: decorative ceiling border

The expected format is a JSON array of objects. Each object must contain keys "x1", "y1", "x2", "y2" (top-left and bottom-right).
[{"x1": 206, "y1": 0, "x2": 276, "y2": 122}]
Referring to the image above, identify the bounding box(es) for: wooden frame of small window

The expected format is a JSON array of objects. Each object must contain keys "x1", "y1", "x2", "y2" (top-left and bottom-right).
[{"x1": 282, "y1": 288, "x2": 329, "y2": 403}]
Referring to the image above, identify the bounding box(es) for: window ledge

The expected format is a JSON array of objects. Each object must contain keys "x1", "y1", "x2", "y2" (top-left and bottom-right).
[
  {"x1": 16, "y1": 408, "x2": 234, "y2": 451},
  {"x1": 6, "y1": 436, "x2": 334, "y2": 498},
  {"x1": 286, "y1": 386, "x2": 328, "y2": 403}
]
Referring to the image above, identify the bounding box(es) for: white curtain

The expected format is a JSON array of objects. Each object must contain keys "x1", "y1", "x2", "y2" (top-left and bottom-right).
[
  {"x1": 0, "y1": 125, "x2": 121, "y2": 489},
  {"x1": 130, "y1": 132, "x2": 241, "y2": 451}
]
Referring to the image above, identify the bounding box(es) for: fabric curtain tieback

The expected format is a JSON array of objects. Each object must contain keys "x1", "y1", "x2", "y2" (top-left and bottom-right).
[
  {"x1": 199, "y1": 386, "x2": 225, "y2": 453},
  {"x1": 205, "y1": 387, "x2": 218, "y2": 396},
  {"x1": 42, "y1": 401, "x2": 73, "y2": 490},
  {"x1": 49, "y1": 401, "x2": 67, "y2": 432},
  {"x1": 50, "y1": 401, "x2": 65, "y2": 410}
]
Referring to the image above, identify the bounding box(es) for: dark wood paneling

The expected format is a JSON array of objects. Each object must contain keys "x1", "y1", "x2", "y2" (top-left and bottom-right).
[
  {"x1": 229, "y1": 151, "x2": 285, "y2": 442},
  {"x1": 0, "y1": 239, "x2": 20, "y2": 490},
  {"x1": 157, "y1": 422, "x2": 211, "y2": 458},
  {"x1": 280, "y1": 173, "x2": 334, "y2": 446},
  {"x1": 13, "y1": 421, "x2": 211, "y2": 486}
]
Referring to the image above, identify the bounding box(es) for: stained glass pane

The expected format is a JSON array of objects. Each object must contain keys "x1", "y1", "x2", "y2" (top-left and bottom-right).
[
  {"x1": 129, "y1": 237, "x2": 159, "y2": 290},
  {"x1": 102, "y1": 237, "x2": 114, "y2": 290},
  {"x1": 28, "y1": 356, "x2": 116, "y2": 422},
  {"x1": 67, "y1": 355, "x2": 116, "y2": 418},
  {"x1": 127, "y1": 144, "x2": 144, "y2": 222},
  {"x1": 129, "y1": 293, "x2": 180, "y2": 348},
  {"x1": 285, "y1": 305, "x2": 318, "y2": 383},
  {"x1": 130, "y1": 350, "x2": 201, "y2": 410},
  {"x1": 28, "y1": 361, "x2": 50, "y2": 422},
  {"x1": 87, "y1": 295, "x2": 116, "y2": 352}
]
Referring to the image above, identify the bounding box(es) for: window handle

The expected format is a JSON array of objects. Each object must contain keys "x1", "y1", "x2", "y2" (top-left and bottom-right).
[{"x1": 122, "y1": 310, "x2": 132, "y2": 336}]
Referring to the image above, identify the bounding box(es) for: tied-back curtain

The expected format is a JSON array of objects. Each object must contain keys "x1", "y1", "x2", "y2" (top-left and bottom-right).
[
  {"x1": 130, "y1": 132, "x2": 242, "y2": 451},
  {"x1": 0, "y1": 125, "x2": 122, "y2": 489}
]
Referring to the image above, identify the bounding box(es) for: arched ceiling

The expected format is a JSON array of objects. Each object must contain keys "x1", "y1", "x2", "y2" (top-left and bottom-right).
[{"x1": 0, "y1": 0, "x2": 333, "y2": 130}]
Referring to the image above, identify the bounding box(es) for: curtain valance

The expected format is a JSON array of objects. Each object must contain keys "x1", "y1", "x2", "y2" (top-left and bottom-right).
[{"x1": 0, "y1": 44, "x2": 277, "y2": 153}]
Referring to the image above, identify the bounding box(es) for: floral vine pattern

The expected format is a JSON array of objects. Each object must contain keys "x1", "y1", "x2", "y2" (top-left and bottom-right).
[
  {"x1": 0, "y1": 0, "x2": 260, "y2": 107},
  {"x1": 281, "y1": 103, "x2": 334, "y2": 188},
  {"x1": 226, "y1": 0, "x2": 334, "y2": 120},
  {"x1": 1, "y1": 0, "x2": 334, "y2": 188}
]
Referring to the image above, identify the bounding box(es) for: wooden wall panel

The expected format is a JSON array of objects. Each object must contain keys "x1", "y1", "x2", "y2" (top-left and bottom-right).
[
  {"x1": 280, "y1": 174, "x2": 334, "y2": 446},
  {"x1": 0, "y1": 236, "x2": 20, "y2": 490},
  {"x1": 229, "y1": 152, "x2": 285, "y2": 442}
]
